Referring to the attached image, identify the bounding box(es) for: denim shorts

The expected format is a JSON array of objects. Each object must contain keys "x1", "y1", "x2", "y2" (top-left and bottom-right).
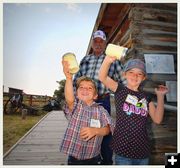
[{"x1": 115, "y1": 154, "x2": 149, "y2": 165}]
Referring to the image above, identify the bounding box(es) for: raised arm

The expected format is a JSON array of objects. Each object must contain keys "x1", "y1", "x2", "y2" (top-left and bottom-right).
[
  {"x1": 62, "y1": 60, "x2": 75, "y2": 111},
  {"x1": 99, "y1": 56, "x2": 118, "y2": 92},
  {"x1": 149, "y1": 85, "x2": 169, "y2": 124}
]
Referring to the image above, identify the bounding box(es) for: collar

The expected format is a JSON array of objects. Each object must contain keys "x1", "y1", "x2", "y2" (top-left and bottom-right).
[{"x1": 77, "y1": 98, "x2": 99, "y2": 107}]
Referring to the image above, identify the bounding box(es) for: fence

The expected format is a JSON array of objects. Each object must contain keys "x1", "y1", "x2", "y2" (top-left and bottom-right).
[{"x1": 3, "y1": 92, "x2": 52, "y2": 109}]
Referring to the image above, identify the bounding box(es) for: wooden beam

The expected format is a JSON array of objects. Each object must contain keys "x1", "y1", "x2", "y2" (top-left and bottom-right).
[{"x1": 108, "y1": 4, "x2": 132, "y2": 43}]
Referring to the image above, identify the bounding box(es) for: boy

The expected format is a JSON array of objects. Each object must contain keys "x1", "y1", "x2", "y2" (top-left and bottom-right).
[{"x1": 60, "y1": 60, "x2": 114, "y2": 165}]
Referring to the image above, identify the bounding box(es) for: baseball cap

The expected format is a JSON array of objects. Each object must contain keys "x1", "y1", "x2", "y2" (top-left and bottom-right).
[
  {"x1": 92, "y1": 30, "x2": 106, "y2": 41},
  {"x1": 123, "y1": 59, "x2": 146, "y2": 74}
]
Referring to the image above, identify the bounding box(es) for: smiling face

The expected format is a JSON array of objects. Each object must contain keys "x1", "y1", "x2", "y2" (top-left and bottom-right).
[
  {"x1": 92, "y1": 37, "x2": 106, "y2": 56},
  {"x1": 76, "y1": 80, "x2": 98, "y2": 105},
  {"x1": 124, "y1": 68, "x2": 146, "y2": 91}
]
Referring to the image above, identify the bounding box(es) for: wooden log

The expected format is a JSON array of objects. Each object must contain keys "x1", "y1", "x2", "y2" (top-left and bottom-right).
[
  {"x1": 142, "y1": 24, "x2": 176, "y2": 34},
  {"x1": 129, "y1": 6, "x2": 177, "y2": 23},
  {"x1": 134, "y1": 3, "x2": 177, "y2": 11},
  {"x1": 142, "y1": 45, "x2": 177, "y2": 52},
  {"x1": 142, "y1": 34, "x2": 177, "y2": 42}
]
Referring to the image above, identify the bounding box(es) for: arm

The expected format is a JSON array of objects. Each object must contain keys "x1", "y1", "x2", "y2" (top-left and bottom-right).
[
  {"x1": 80, "y1": 125, "x2": 110, "y2": 141},
  {"x1": 149, "y1": 85, "x2": 169, "y2": 124},
  {"x1": 99, "y1": 56, "x2": 118, "y2": 92},
  {"x1": 62, "y1": 60, "x2": 75, "y2": 111}
]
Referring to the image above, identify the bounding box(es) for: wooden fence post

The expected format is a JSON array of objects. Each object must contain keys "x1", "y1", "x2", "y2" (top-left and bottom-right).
[{"x1": 22, "y1": 109, "x2": 27, "y2": 120}]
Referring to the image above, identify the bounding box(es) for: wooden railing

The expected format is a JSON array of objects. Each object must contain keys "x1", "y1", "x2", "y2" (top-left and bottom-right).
[{"x1": 3, "y1": 92, "x2": 52, "y2": 108}]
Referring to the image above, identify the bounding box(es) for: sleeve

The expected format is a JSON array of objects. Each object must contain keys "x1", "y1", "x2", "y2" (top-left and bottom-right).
[
  {"x1": 145, "y1": 92, "x2": 152, "y2": 104},
  {"x1": 114, "y1": 82, "x2": 124, "y2": 94},
  {"x1": 99, "y1": 106, "x2": 116, "y2": 134},
  {"x1": 63, "y1": 98, "x2": 79, "y2": 120}
]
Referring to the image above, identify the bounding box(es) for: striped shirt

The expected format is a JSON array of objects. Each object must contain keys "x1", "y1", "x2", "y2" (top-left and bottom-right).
[
  {"x1": 73, "y1": 53, "x2": 123, "y2": 96},
  {"x1": 60, "y1": 98, "x2": 115, "y2": 160}
]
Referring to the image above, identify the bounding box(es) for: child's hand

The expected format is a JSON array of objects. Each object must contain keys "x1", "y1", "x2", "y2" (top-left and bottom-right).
[
  {"x1": 105, "y1": 55, "x2": 116, "y2": 64},
  {"x1": 155, "y1": 85, "x2": 169, "y2": 96},
  {"x1": 80, "y1": 127, "x2": 96, "y2": 141},
  {"x1": 62, "y1": 60, "x2": 73, "y2": 79}
]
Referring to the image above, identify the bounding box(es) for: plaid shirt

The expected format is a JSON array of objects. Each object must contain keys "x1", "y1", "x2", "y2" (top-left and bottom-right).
[
  {"x1": 73, "y1": 53, "x2": 124, "y2": 96},
  {"x1": 60, "y1": 98, "x2": 115, "y2": 160}
]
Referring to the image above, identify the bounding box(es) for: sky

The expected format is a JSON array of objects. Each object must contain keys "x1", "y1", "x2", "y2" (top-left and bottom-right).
[{"x1": 3, "y1": 3, "x2": 101, "y2": 96}]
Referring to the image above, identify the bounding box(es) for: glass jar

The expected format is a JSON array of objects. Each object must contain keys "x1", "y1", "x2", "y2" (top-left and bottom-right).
[
  {"x1": 105, "y1": 43, "x2": 128, "y2": 59},
  {"x1": 62, "y1": 52, "x2": 79, "y2": 74}
]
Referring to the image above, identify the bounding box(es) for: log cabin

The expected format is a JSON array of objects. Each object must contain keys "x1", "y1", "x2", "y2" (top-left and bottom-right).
[{"x1": 87, "y1": 3, "x2": 177, "y2": 165}]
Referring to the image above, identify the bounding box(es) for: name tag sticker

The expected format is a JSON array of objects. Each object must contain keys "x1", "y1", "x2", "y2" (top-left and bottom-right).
[
  {"x1": 139, "y1": 98, "x2": 148, "y2": 110},
  {"x1": 125, "y1": 94, "x2": 138, "y2": 106},
  {"x1": 90, "y1": 119, "x2": 101, "y2": 128}
]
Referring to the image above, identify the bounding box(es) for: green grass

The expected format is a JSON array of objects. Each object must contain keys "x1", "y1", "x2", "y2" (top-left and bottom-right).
[{"x1": 3, "y1": 112, "x2": 47, "y2": 154}]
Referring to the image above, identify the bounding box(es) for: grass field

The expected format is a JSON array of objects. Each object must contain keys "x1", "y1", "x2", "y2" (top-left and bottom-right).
[{"x1": 3, "y1": 112, "x2": 48, "y2": 154}]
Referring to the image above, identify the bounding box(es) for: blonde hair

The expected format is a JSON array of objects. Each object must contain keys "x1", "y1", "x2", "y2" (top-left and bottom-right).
[{"x1": 76, "y1": 76, "x2": 98, "y2": 94}]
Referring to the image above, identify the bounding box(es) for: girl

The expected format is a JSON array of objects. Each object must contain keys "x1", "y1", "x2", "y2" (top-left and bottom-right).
[{"x1": 99, "y1": 56, "x2": 168, "y2": 165}]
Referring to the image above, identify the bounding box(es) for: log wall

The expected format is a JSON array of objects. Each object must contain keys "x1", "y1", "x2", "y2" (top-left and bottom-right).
[{"x1": 92, "y1": 3, "x2": 177, "y2": 165}]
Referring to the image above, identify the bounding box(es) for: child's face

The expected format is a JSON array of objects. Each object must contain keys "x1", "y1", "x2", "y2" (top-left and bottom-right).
[
  {"x1": 124, "y1": 68, "x2": 146, "y2": 89},
  {"x1": 77, "y1": 81, "x2": 98, "y2": 105}
]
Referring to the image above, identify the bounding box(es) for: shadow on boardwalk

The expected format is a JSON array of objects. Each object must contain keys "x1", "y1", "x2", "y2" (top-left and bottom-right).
[{"x1": 3, "y1": 111, "x2": 68, "y2": 165}]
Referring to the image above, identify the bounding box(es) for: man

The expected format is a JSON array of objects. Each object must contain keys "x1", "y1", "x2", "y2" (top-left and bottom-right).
[{"x1": 73, "y1": 30, "x2": 123, "y2": 165}]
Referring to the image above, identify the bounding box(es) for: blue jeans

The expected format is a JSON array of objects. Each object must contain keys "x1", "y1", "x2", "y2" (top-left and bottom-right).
[
  {"x1": 115, "y1": 154, "x2": 149, "y2": 165},
  {"x1": 95, "y1": 95, "x2": 113, "y2": 165}
]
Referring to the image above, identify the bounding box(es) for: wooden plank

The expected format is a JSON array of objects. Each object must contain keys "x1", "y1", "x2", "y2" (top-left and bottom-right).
[
  {"x1": 112, "y1": 19, "x2": 131, "y2": 44},
  {"x1": 108, "y1": 4, "x2": 132, "y2": 42},
  {"x1": 4, "y1": 151, "x2": 65, "y2": 157},
  {"x1": 4, "y1": 161, "x2": 66, "y2": 165},
  {"x1": 4, "y1": 155, "x2": 65, "y2": 161},
  {"x1": 19, "y1": 139, "x2": 61, "y2": 145},
  {"x1": 3, "y1": 111, "x2": 68, "y2": 165},
  {"x1": 11, "y1": 144, "x2": 61, "y2": 153},
  {"x1": 23, "y1": 132, "x2": 63, "y2": 139}
]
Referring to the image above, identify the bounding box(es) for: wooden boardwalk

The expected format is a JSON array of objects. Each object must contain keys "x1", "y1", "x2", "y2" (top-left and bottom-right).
[
  {"x1": 3, "y1": 111, "x2": 68, "y2": 165},
  {"x1": 3, "y1": 106, "x2": 177, "y2": 165}
]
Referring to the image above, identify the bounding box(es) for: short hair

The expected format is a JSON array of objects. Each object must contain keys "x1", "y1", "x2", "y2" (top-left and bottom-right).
[{"x1": 76, "y1": 76, "x2": 98, "y2": 94}]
